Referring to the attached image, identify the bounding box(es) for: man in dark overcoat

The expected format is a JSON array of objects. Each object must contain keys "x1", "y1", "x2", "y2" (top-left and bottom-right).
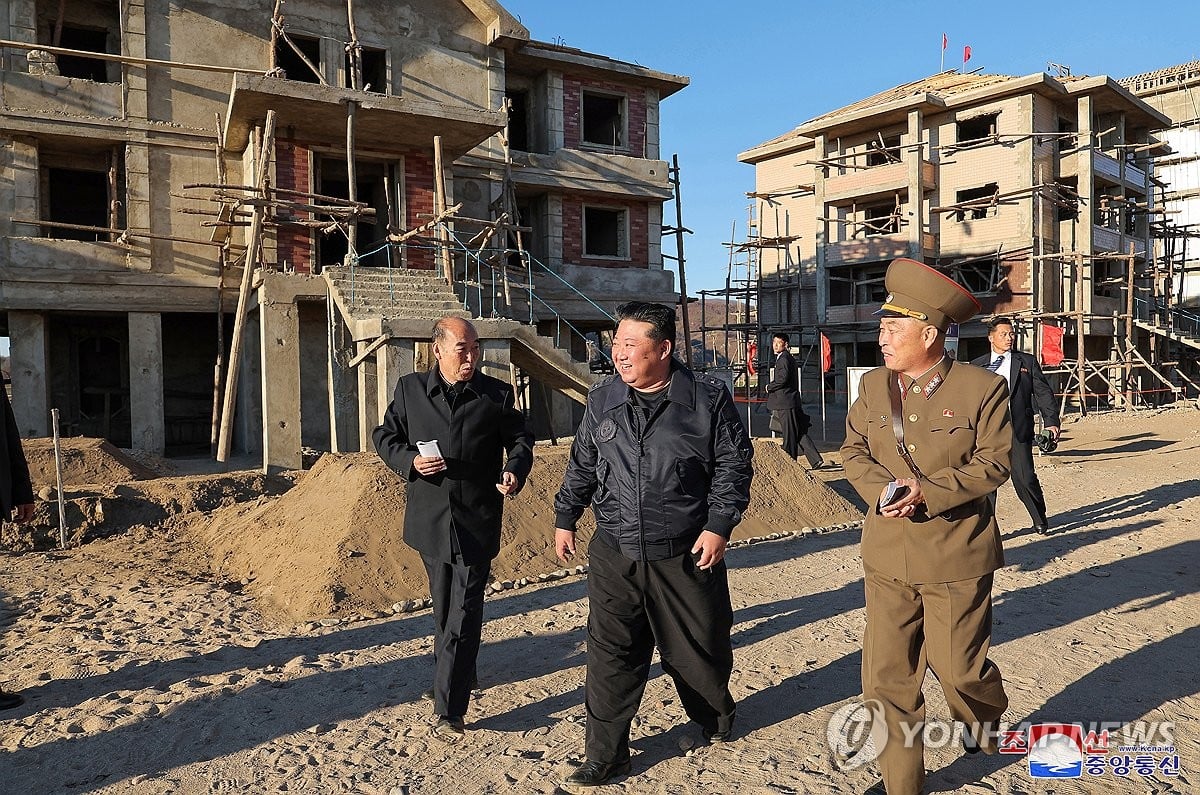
[
  {"x1": 765, "y1": 331, "x2": 823, "y2": 468},
  {"x1": 971, "y1": 316, "x2": 1060, "y2": 533},
  {"x1": 1, "y1": 382, "x2": 35, "y2": 709},
  {"x1": 842, "y1": 258, "x2": 1012, "y2": 795},
  {"x1": 373, "y1": 316, "x2": 533, "y2": 743}
]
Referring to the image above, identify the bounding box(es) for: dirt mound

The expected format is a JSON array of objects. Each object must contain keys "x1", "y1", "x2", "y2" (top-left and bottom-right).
[
  {"x1": 22, "y1": 437, "x2": 160, "y2": 489},
  {"x1": 1, "y1": 470, "x2": 295, "y2": 552},
  {"x1": 197, "y1": 440, "x2": 863, "y2": 623}
]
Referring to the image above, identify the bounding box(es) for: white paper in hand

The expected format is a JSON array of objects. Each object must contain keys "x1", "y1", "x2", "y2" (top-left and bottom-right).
[{"x1": 416, "y1": 440, "x2": 443, "y2": 459}]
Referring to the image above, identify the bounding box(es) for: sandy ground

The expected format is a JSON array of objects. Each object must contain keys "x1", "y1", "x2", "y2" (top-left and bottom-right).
[{"x1": 0, "y1": 407, "x2": 1197, "y2": 794}]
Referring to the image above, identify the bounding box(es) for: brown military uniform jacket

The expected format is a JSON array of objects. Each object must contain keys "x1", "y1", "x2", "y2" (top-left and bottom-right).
[{"x1": 842, "y1": 356, "x2": 1012, "y2": 584}]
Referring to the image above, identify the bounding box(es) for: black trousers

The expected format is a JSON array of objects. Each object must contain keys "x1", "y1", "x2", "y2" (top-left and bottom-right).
[
  {"x1": 421, "y1": 551, "x2": 490, "y2": 719},
  {"x1": 1010, "y1": 437, "x2": 1049, "y2": 527},
  {"x1": 584, "y1": 537, "x2": 736, "y2": 764},
  {"x1": 774, "y1": 408, "x2": 824, "y2": 469}
]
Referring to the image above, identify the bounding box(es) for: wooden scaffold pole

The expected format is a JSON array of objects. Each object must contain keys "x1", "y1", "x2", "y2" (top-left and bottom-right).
[{"x1": 217, "y1": 109, "x2": 277, "y2": 463}]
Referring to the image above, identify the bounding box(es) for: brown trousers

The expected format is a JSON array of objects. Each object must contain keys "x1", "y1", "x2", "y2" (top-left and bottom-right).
[{"x1": 862, "y1": 568, "x2": 1009, "y2": 795}]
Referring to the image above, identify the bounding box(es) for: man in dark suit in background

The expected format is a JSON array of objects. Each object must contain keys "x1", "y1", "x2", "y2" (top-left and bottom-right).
[
  {"x1": 1, "y1": 382, "x2": 35, "y2": 709},
  {"x1": 971, "y1": 316, "x2": 1060, "y2": 533},
  {"x1": 373, "y1": 316, "x2": 534, "y2": 742},
  {"x1": 765, "y1": 332, "x2": 824, "y2": 469}
]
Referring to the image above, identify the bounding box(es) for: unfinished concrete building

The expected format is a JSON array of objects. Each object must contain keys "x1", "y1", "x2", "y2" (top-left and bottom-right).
[
  {"x1": 737, "y1": 70, "x2": 1200, "y2": 409},
  {"x1": 0, "y1": 0, "x2": 687, "y2": 468},
  {"x1": 1123, "y1": 61, "x2": 1200, "y2": 310}
]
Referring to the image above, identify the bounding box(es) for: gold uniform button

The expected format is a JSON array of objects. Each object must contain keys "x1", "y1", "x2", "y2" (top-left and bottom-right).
[
  {"x1": 907, "y1": 444, "x2": 916, "y2": 452},
  {"x1": 911, "y1": 385, "x2": 921, "y2": 394},
  {"x1": 909, "y1": 413, "x2": 918, "y2": 422}
]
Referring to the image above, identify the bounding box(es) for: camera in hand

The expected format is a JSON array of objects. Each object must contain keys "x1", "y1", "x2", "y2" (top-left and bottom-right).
[{"x1": 1033, "y1": 431, "x2": 1058, "y2": 453}]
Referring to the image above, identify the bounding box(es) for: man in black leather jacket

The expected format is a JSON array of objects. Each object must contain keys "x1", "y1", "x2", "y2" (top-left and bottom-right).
[{"x1": 554, "y1": 302, "x2": 753, "y2": 790}]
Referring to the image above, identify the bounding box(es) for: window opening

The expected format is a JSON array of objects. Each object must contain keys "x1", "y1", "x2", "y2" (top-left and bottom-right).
[
  {"x1": 54, "y1": 26, "x2": 111, "y2": 81},
  {"x1": 584, "y1": 206, "x2": 626, "y2": 258},
  {"x1": 506, "y1": 90, "x2": 530, "y2": 152},
  {"x1": 956, "y1": 113, "x2": 998, "y2": 144},
  {"x1": 582, "y1": 92, "x2": 623, "y2": 148},
  {"x1": 863, "y1": 203, "x2": 899, "y2": 236},
  {"x1": 345, "y1": 47, "x2": 387, "y2": 93},
  {"x1": 276, "y1": 34, "x2": 322, "y2": 83},
  {"x1": 866, "y1": 134, "x2": 902, "y2": 167},
  {"x1": 955, "y1": 183, "x2": 999, "y2": 221}
]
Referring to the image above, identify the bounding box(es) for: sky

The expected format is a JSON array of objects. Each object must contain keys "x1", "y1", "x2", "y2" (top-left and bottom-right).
[{"x1": 503, "y1": 0, "x2": 1200, "y2": 295}]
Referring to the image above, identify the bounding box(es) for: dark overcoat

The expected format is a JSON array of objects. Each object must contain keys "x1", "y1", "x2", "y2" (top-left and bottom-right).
[
  {"x1": 373, "y1": 368, "x2": 533, "y2": 565},
  {"x1": 764, "y1": 349, "x2": 803, "y2": 410},
  {"x1": 1, "y1": 386, "x2": 34, "y2": 516}
]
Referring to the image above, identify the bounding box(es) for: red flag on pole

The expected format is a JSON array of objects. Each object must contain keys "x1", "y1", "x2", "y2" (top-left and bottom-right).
[
  {"x1": 820, "y1": 333, "x2": 832, "y2": 373},
  {"x1": 1041, "y1": 324, "x2": 1065, "y2": 366},
  {"x1": 942, "y1": 33, "x2": 948, "y2": 50},
  {"x1": 963, "y1": 45, "x2": 972, "y2": 64}
]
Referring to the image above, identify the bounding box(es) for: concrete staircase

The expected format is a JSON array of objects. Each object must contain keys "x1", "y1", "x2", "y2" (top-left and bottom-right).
[
  {"x1": 323, "y1": 267, "x2": 468, "y2": 325},
  {"x1": 509, "y1": 325, "x2": 597, "y2": 404},
  {"x1": 1132, "y1": 318, "x2": 1200, "y2": 351},
  {"x1": 323, "y1": 266, "x2": 598, "y2": 404}
]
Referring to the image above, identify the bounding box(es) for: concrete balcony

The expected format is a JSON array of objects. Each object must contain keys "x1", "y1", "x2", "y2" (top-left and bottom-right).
[
  {"x1": 223, "y1": 74, "x2": 504, "y2": 156},
  {"x1": 825, "y1": 304, "x2": 881, "y2": 325},
  {"x1": 1092, "y1": 225, "x2": 1147, "y2": 256},
  {"x1": 824, "y1": 231, "x2": 938, "y2": 266},
  {"x1": 0, "y1": 70, "x2": 122, "y2": 121},
  {"x1": 824, "y1": 159, "x2": 936, "y2": 204},
  {"x1": 1094, "y1": 151, "x2": 1147, "y2": 187},
  {"x1": 510, "y1": 149, "x2": 673, "y2": 199}
]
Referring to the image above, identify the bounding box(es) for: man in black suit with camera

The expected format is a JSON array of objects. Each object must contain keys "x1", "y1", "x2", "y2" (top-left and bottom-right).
[
  {"x1": 971, "y1": 317, "x2": 1059, "y2": 533},
  {"x1": 766, "y1": 333, "x2": 823, "y2": 469}
]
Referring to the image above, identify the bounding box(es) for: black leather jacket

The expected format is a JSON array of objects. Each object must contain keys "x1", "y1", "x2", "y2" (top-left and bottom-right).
[{"x1": 554, "y1": 362, "x2": 754, "y2": 561}]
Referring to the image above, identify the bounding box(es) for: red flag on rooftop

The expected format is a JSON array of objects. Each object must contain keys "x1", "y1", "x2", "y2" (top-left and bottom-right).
[
  {"x1": 1041, "y1": 324, "x2": 1065, "y2": 366},
  {"x1": 963, "y1": 45, "x2": 973, "y2": 65},
  {"x1": 942, "y1": 33, "x2": 948, "y2": 50}
]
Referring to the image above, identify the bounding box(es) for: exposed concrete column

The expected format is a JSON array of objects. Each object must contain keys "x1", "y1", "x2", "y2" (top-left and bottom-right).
[
  {"x1": 375, "y1": 338, "x2": 413, "y2": 427},
  {"x1": 260, "y1": 299, "x2": 302, "y2": 472},
  {"x1": 328, "y1": 308, "x2": 358, "y2": 453},
  {"x1": 7, "y1": 136, "x2": 39, "y2": 238},
  {"x1": 122, "y1": 0, "x2": 148, "y2": 119},
  {"x1": 813, "y1": 133, "x2": 829, "y2": 324},
  {"x1": 479, "y1": 339, "x2": 511, "y2": 384},
  {"x1": 546, "y1": 71, "x2": 565, "y2": 152},
  {"x1": 234, "y1": 312, "x2": 263, "y2": 457},
  {"x1": 127, "y1": 312, "x2": 164, "y2": 453},
  {"x1": 3, "y1": 3, "x2": 37, "y2": 70},
  {"x1": 1076, "y1": 95, "x2": 1095, "y2": 315},
  {"x1": 7, "y1": 311, "x2": 49, "y2": 437},
  {"x1": 647, "y1": 203, "x2": 663, "y2": 270},
  {"x1": 547, "y1": 194, "x2": 564, "y2": 269},
  {"x1": 356, "y1": 339, "x2": 377, "y2": 452},
  {"x1": 644, "y1": 88, "x2": 661, "y2": 160},
  {"x1": 905, "y1": 108, "x2": 925, "y2": 257},
  {"x1": 124, "y1": 142, "x2": 152, "y2": 271}
]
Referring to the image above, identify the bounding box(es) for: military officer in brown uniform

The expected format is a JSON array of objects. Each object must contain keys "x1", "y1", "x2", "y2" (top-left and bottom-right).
[{"x1": 841, "y1": 258, "x2": 1012, "y2": 795}]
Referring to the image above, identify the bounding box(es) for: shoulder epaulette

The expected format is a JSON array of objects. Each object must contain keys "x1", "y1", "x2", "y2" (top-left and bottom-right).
[{"x1": 589, "y1": 374, "x2": 619, "y2": 392}]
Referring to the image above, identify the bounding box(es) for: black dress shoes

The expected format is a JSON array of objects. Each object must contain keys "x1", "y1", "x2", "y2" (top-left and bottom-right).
[
  {"x1": 563, "y1": 759, "x2": 632, "y2": 788},
  {"x1": 962, "y1": 729, "x2": 981, "y2": 754},
  {"x1": 863, "y1": 781, "x2": 887, "y2": 795},
  {"x1": 431, "y1": 716, "x2": 465, "y2": 743},
  {"x1": 0, "y1": 690, "x2": 24, "y2": 710},
  {"x1": 703, "y1": 726, "x2": 733, "y2": 743}
]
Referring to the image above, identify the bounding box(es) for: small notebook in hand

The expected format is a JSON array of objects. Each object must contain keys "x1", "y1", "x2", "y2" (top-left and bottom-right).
[
  {"x1": 879, "y1": 482, "x2": 909, "y2": 510},
  {"x1": 416, "y1": 440, "x2": 443, "y2": 459}
]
